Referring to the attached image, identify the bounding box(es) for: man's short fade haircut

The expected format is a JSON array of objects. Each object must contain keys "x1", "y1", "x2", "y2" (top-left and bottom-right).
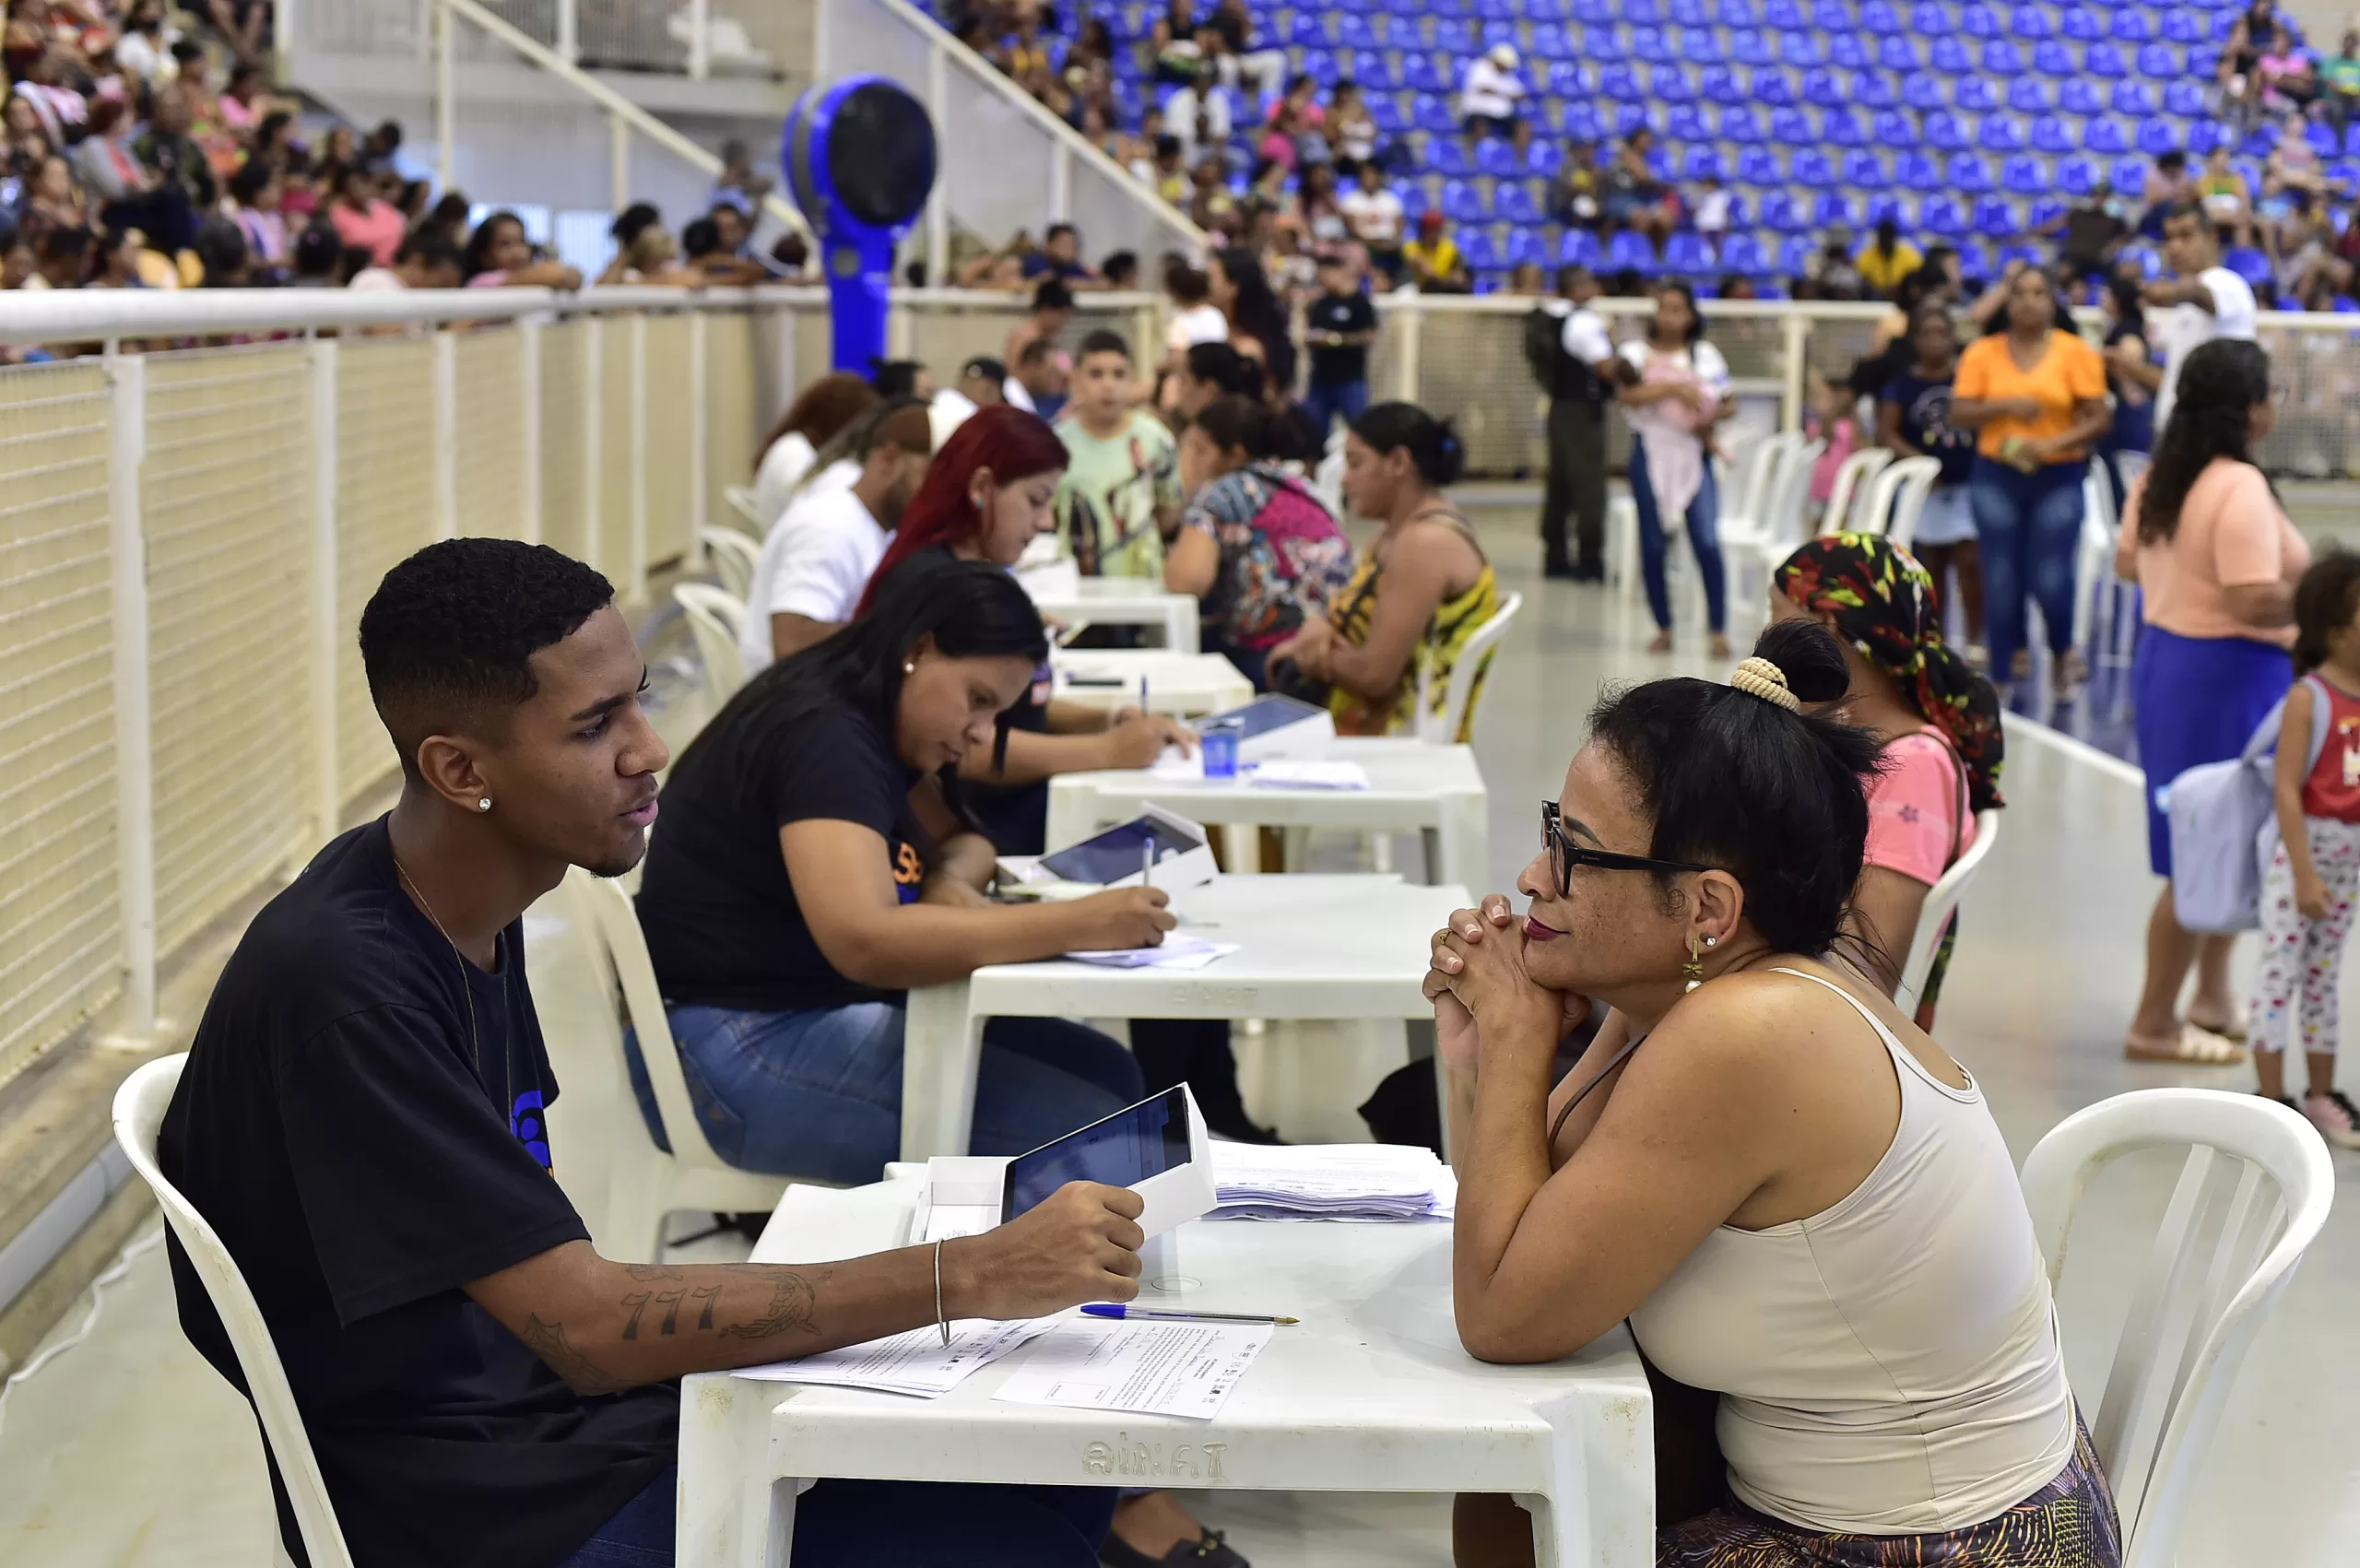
[
  {"x1": 1077, "y1": 327, "x2": 1132, "y2": 362},
  {"x1": 360, "y1": 538, "x2": 615, "y2": 777}
]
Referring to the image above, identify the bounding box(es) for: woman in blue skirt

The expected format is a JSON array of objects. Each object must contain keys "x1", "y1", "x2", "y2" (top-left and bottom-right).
[{"x1": 2114, "y1": 339, "x2": 2306, "y2": 1064}]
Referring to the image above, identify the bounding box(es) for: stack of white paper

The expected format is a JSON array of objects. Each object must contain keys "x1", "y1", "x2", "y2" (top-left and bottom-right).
[
  {"x1": 994, "y1": 1319, "x2": 1271, "y2": 1421},
  {"x1": 1207, "y1": 1142, "x2": 1455, "y2": 1222},
  {"x1": 738, "y1": 1316, "x2": 1058, "y2": 1397},
  {"x1": 1246, "y1": 760, "x2": 1371, "y2": 791},
  {"x1": 1062, "y1": 931, "x2": 1239, "y2": 970}
]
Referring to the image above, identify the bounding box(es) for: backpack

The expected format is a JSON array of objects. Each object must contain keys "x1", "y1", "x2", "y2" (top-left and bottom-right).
[
  {"x1": 2166, "y1": 674, "x2": 2330, "y2": 935},
  {"x1": 1521, "y1": 306, "x2": 1606, "y2": 403}
]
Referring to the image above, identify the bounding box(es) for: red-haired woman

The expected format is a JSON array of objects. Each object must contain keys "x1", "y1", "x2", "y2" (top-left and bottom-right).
[{"x1": 860, "y1": 407, "x2": 1197, "y2": 854}]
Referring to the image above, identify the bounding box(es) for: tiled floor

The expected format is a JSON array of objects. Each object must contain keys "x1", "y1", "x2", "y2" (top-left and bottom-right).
[{"x1": 3, "y1": 507, "x2": 2356, "y2": 1566}]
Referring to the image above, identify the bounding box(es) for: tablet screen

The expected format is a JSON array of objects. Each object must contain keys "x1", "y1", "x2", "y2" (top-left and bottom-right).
[
  {"x1": 1001, "y1": 1088, "x2": 1191, "y2": 1219},
  {"x1": 1203, "y1": 693, "x2": 1326, "y2": 740},
  {"x1": 1036, "y1": 819, "x2": 1200, "y2": 885}
]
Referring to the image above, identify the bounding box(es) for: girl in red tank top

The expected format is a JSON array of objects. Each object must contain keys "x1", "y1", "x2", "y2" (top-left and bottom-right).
[{"x1": 2252, "y1": 555, "x2": 2360, "y2": 1148}]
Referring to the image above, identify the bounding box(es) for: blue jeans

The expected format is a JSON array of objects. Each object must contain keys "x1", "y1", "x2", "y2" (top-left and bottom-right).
[
  {"x1": 559, "y1": 1467, "x2": 1115, "y2": 1567},
  {"x1": 628, "y1": 1003, "x2": 1142, "y2": 1183},
  {"x1": 1302, "y1": 379, "x2": 1367, "y2": 444},
  {"x1": 1968, "y1": 455, "x2": 2084, "y2": 679},
  {"x1": 1630, "y1": 435, "x2": 1725, "y2": 633}
]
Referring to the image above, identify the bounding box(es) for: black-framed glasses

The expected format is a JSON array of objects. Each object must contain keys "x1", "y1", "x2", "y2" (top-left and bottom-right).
[{"x1": 1541, "y1": 800, "x2": 1711, "y2": 896}]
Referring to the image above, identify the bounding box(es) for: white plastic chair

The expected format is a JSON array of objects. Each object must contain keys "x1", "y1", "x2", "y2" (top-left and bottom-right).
[
  {"x1": 1820, "y1": 446, "x2": 1893, "y2": 536},
  {"x1": 1417, "y1": 591, "x2": 1521, "y2": 744},
  {"x1": 722, "y1": 484, "x2": 767, "y2": 538},
  {"x1": 701, "y1": 526, "x2": 758, "y2": 601},
  {"x1": 1893, "y1": 808, "x2": 2000, "y2": 1014},
  {"x1": 113, "y1": 1055, "x2": 357, "y2": 1568},
  {"x1": 674, "y1": 582, "x2": 749, "y2": 710},
  {"x1": 552, "y1": 869, "x2": 803, "y2": 1257},
  {"x1": 2019, "y1": 1089, "x2": 2333, "y2": 1568},
  {"x1": 2079, "y1": 456, "x2": 2140, "y2": 669},
  {"x1": 1722, "y1": 435, "x2": 1823, "y2": 621},
  {"x1": 1855, "y1": 455, "x2": 1941, "y2": 548}
]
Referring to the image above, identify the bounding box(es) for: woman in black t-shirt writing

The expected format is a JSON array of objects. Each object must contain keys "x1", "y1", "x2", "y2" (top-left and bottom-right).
[{"x1": 632, "y1": 560, "x2": 1167, "y2": 1182}]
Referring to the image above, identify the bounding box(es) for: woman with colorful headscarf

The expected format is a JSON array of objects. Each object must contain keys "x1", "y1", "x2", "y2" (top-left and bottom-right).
[{"x1": 1773, "y1": 533, "x2": 2005, "y2": 1024}]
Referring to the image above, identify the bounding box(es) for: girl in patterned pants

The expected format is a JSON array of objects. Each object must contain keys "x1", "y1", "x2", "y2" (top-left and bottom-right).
[{"x1": 2251, "y1": 554, "x2": 2360, "y2": 1149}]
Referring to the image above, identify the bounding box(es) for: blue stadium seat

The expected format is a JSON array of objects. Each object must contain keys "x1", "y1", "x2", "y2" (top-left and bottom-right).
[
  {"x1": 1721, "y1": 0, "x2": 1759, "y2": 25},
  {"x1": 1699, "y1": 62, "x2": 1740, "y2": 98},
  {"x1": 1979, "y1": 113, "x2": 2027, "y2": 151},
  {"x1": 1547, "y1": 59, "x2": 1588, "y2": 96},
  {"x1": 1527, "y1": 139, "x2": 1564, "y2": 175},
  {"x1": 1761, "y1": 190, "x2": 1810, "y2": 230},
  {"x1": 1813, "y1": 191, "x2": 1860, "y2": 227},
  {"x1": 1672, "y1": 0, "x2": 1717, "y2": 24},
  {"x1": 2054, "y1": 153, "x2": 2098, "y2": 194},
  {"x1": 1683, "y1": 145, "x2": 1729, "y2": 180},
  {"x1": 1722, "y1": 231, "x2": 1773, "y2": 277},
  {"x1": 2347, "y1": 124, "x2": 2360, "y2": 155},
  {"x1": 2001, "y1": 153, "x2": 2049, "y2": 192},
  {"x1": 1531, "y1": 21, "x2": 1574, "y2": 57},
  {"x1": 1572, "y1": 0, "x2": 1613, "y2": 21},
  {"x1": 2086, "y1": 42, "x2": 2127, "y2": 77},
  {"x1": 1665, "y1": 231, "x2": 1716, "y2": 273},
  {"x1": 1752, "y1": 65, "x2": 1798, "y2": 103},
  {"x1": 1771, "y1": 105, "x2": 1814, "y2": 142},
  {"x1": 1627, "y1": 0, "x2": 1665, "y2": 22},
  {"x1": 1996, "y1": 241, "x2": 2046, "y2": 270},
  {"x1": 1480, "y1": 18, "x2": 1520, "y2": 49},
  {"x1": 1810, "y1": 0, "x2": 1849, "y2": 29},
  {"x1": 1960, "y1": 2, "x2": 1998, "y2": 35},
  {"x1": 1921, "y1": 195, "x2": 1968, "y2": 236},
  {"x1": 1631, "y1": 25, "x2": 1672, "y2": 62},
  {"x1": 1434, "y1": 18, "x2": 1475, "y2": 53},
  {"x1": 2163, "y1": 78, "x2": 2206, "y2": 115},
  {"x1": 2112, "y1": 79, "x2": 2157, "y2": 114},
  {"x1": 1586, "y1": 23, "x2": 1630, "y2": 63},
  {"x1": 2108, "y1": 154, "x2": 2150, "y2": 192},
  {"x1": 1599, "y1": 64, "x2": 1642, "y2": 100},
  {"x1": 1496, "y1": 183, "x2": 1540, "y2": 223},
  {"x1": 1682, "y1": 26, "x2": 1726, "y2": 64},
  {"x1": 1981, "y1": 39, "x2": 2024, "y2": 74},
  {"x1": 1279, "y1": 12, "x2": 1327, "y2": 46},
  {"x1": 2335, "y1": 295, "x2": 2360, "y2": 313},
  {"x1": 2188, "y1": 46, "x2": 2219, "y2": 77},
  {"x1": 1369, "y1": 95, "x2": 1407, "y2": 132},
  {"x1": 1336, "y1": 12, "x2": 1376, "y2": 47},
  {"x1": 1441, "y1": 180, "x2": 1488, "y2": 221},
  {"x1": 1560, "y1": 100, "x2": 1606, "y2": 139},
  {"x1": 1864, "y1": 191, "x2": 1908, "y2": 224},
  {"x1": 2222, "y1": 244, "x2": 2272, "y2": 290},
  {"x1": 1781, "y1": 30, "x2": 1824, "y2": 65},
  {"x1": 1416, "y1": 95, "x2": 1460, "y2": 134},
  {"x1": 1857, "y1": 71, "x2": 1900, "y2": 108},
  {"x1": 1775, "y1": 235, "x2": 1815, "y2": 275},
  {"x1": 1477, "y1": 0, "x2": 1520, "y2": 20},
  {"x1": 1973, "y1": 195, "x2": 2016, "y2": 234},
  {"x1": 2008, "y1": 77, "x2": 2051, "y2": 112},
  {"x1": 1925, "y1": 110, "x2": 1971, "y2": 149},
  {"x1": 1432, "y1": 139, "x2": 1475, "y2": 176},
  {"x1": 2027, "y1": 39, "x2": 2072, "y2": 75},
  {"x1": 1460, "y1": 231, "x2": 1504, "y2": 273},
  {"x1": 1560, "y1": 229, "x2": 1602, "y2": 267},
  {"x1": 2030, "y1": 112, "x2": 2075, "y2": 151},
  {"x1": 1733, "y1": 28, "x2": 1776, "y2": 65},
  {"x1": 2137, "y1": 115, "x2": 2183, "y2": 155},
  {"x1": 2060, "y1": 6, "x2": 2102, "y2": 40},
  {"x1": 1947, "y1": 152, "x2": 1995, "y2": 191},
  {"x1": 2020, "y1": 195, "x2": 2068, "y2": 231},
  {"x1": 2302, "y1": 117, "x2": 2337, "y2": 154},
  {"x1": 1824, "y1": 107, "x2": 1869, "y2": 146},
  {"x1": 2117, "y1": 242, "x2": 2162, "y2": 280},
  {"x1": 1477, "y1": 138, "x2": 1519, "y2": 175},
  {"x1": 2185, "y1": 116, "x2": 2229, "y2": 154},
  {"x1": 1737, "y1": 145, "x2": 1784, "y2": 183},
  {"x1": 1504, "y1": 230, "x2": 1549, "y2": 270},
  {"x1": 1607, "y1": 229, "x2": 1660, "y2": 273},
  {"x1": 1908, "y1": 1, "x2": 1946, "y2": 33},
  {"x1": 2012, "y1": 5, "x2": 2051, "y2": 40},
  {"x1": 1796, "y1": 63, "x2": 1837, "y2": 100},
  {"x1": 2161, "y1": 7, "x2": 2203, "y2": 43},
  {"x1": 2237, "y1": 124, "x2": 2275, "y2": 158},
  {"x1": 1403, "y1": 54, "x2": 1447, "y2": 91},
  {"x1": 1901, "y1": 71, "x2": 1946, "y2": 109},
  {"x1": 1667, "y1": 103, "x2": 1712, "y2": 140},
  {"x1": 1301, "y1": 48, "x2": 1338, "y2": 83},
  {"x1": 2059, "y1": 77, "x2": 2104, "y2": 114},
  {"x1": 1653, "y1": 63, "x2": 1697, "y2": 100},
  {"x1": 2137, "y1": 43, "x2": 2178, "y2": 77},
  {"x1": 1842, "y1": 148, "x2": 1886, "y2": 184},
  {"x1": 1862, "y1": 0, "x2": 1903, "y2": 30},
  {"x1": 1831, "y1": 32, "x2": 1872, "y2": 70},
  {"x1": 1765, "y1": 0, "x2": 1804, "y2": 25},
  {"x1": 1792, "y1": 147, "x2": 1837, "y2": 184},
  {"x1": 2083, "y1": 115, "x2": 2130, "y2": 153},
  {"x1": 1955, "y1": 76, "x2": 1999, "y2": 111},
  {"x1": 2111, "y1": 8, "x2": 2154, "y2": 41},
  {"x1": 1719, "y1": 103, "x2": 1768, "y2": 142}
]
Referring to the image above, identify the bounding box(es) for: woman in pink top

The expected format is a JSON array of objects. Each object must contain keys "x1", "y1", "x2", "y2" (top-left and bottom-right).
[
  {"x1": 1774, "y1": 534, "x2": 2004, "y2": 1028},
  {"x1": 2114, "y1": 337, "x2": 2305, "y2": 1065},
  {"x1": 324, "y1": 162, "x2": 405, "y2": 267}
]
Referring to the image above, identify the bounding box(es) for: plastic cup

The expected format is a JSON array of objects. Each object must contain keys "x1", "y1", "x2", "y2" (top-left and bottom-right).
[{"x1": 1201, "y1": 725, "x2": 1239, "y2": 780}]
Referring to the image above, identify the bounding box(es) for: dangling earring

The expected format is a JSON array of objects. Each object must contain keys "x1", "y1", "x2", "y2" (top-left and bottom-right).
[
  {"x1": 477, "y1": 796, "x2": 492, "y2": 813},
  {"x1": 1682, "y1": 934, "x2": 1705, "y2": 993}
]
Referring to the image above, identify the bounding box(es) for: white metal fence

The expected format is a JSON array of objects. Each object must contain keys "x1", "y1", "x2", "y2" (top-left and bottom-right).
[{"x1": 0, "y1": 282, "x2": 2350, "y2": 1085}]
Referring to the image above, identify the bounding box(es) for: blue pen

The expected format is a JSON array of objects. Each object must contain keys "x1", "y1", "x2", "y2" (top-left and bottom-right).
[{"x1": 1080, "y1": 1304, "x2": 1298, "y2": 1325}]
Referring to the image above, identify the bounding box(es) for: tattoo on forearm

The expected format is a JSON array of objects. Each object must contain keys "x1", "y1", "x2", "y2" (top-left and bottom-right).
[
  {"x1": 623, "y1": 1263, "x2": 685, "y2": 1282},
  {"x1": 716, "y1": 1268, "x2": 827, "y2": 1339},
  {"x1": 521, "y1": 1315, "x2": 634, "y2": 1396},
  {"x1": 620, "y1": 1288, "x2": 689, "y2": 1339},
  {"x1": 694, "y1": 1284, "x2": 722, "y2": 1330}
]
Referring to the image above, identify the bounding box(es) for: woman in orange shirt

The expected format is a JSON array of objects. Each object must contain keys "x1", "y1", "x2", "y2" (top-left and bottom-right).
[{"x1": 1950, "y1": 267, "x2": 2111, "y2": 695}]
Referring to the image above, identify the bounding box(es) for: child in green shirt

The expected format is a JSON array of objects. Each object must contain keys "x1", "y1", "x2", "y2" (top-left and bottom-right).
[{"x1": 1056, "y1": 329, "x2": 1181, "y2": 577}]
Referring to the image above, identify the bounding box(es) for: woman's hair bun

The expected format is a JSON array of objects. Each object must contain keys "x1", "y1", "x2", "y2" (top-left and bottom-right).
[
  {"x1": 1433, "y1": 420, "x2": 1467, "y2": 486},
  {"x1": 1749, "y1": 619, "x2": 1852, "y2": 708}
]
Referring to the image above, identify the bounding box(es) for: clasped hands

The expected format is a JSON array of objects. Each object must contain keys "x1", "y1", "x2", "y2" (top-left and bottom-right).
[{"x1": 1422, "y1": 892, "x2": 1588, "y2": 1071}]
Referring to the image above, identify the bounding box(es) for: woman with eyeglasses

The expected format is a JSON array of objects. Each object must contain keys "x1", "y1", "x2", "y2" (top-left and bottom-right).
[{"x1": 1430, "y1": 619, "x2": 2117, "y2": 1568}]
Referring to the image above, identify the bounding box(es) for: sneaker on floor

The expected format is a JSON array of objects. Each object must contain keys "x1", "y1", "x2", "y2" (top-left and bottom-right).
[
  {"x1": 1101, "y1": 1527, "x2": 1251, "y2": 1568},
  {"x1": 2300, "y1": 1091, "x2": 2360, "y2": 1149}
]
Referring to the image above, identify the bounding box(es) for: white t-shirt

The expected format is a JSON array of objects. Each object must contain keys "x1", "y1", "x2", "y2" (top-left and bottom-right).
[
  {"x1": 1004, "y1": 378, "x2": 1039, "y2": 413},
  {"x1": 1340, "y1": 186, "x2": 1405, "y2": 245},
  {"x1": 2154, "y1": 265, "x2": 2258, "y2": 432},
  {"x1": 1559, "y1": 305, "x2": 1613, "y2": 366},
  {"x1": 930, "y1": 387, "x2": 979, "y2": 450},
  {"x1": 348, "y1": 267, "x2": 406, "y2": 292},
  {"x1": 1460, "y1": 59, "x2": 1525, "y2": 119},
  {"x1": 739, "y1": 470, "x2": 887, "y2": 677},
  {"x1": 750, "y1": 431, "x2": 818, "y2": 528},
  {"x1": 1165, "y1": 303, "x2": 1230, "y2": 354}
]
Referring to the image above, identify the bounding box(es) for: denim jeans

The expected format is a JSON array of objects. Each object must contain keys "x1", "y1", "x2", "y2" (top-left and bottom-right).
[
  {"x1": 627, "y1": 1003, "x2": 1142, "y2": 1184},
  {"x1": 1967, "y1": 455, "x2": 2085, "y2": 679},
  {"x1": 558, "y1": 1467, "x2": 1116, "y2": 1567},
  {"x1": 1630, "y1": 435, "x2": 1726, "y2": 633},
  {"x1": 1302, "y1": 379, "x2": 1368, "y2": 446}
]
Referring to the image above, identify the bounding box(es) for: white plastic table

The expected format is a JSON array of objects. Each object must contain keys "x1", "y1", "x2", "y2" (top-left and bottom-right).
[
  {"x1": 1044, "y1": 737, "x2": 1490, "y2": 890},
  {"x1": 1050, "y1": 649, "x2": 1253, "y2": 719},
  {"x1": 677, "y1": 1175, "x2": 1653, "y2": 1568},
  {"x1": 1029, "y1": 573, "x2": 1202, "y2": 653},
  {"x1": 900, "y1": 875, "x2": 1468, "y2": 1161}
]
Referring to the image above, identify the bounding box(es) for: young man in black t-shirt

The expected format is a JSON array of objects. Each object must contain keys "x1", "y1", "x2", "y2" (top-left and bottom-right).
[
  {"x1": 1303, "y1": 249, "x2": 1377, "y2": 447},
  {"x1": 159, "y1": 537, "x2": 1149, "y2": 1568}
]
